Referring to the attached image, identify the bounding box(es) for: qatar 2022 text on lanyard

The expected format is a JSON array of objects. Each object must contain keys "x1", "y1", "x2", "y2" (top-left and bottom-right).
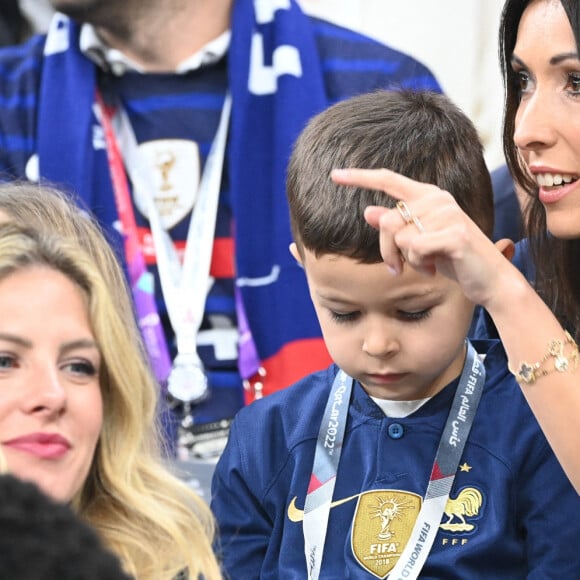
[
  {"x1": 303, "y1": 340, "x2": 485, "y2": 580},
  {"x1": 95, "y1": 89, "x2": 231, "y2": 409}
]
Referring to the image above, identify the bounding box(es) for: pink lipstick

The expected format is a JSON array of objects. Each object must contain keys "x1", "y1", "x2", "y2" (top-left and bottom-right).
[{"x1": 3, "y1": 433, "x2": 71, "y2": 459}]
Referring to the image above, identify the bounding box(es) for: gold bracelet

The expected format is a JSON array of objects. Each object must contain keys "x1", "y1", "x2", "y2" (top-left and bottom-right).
[{"x1": 509, "y1": 331, "x2": 579, "y2": 385}]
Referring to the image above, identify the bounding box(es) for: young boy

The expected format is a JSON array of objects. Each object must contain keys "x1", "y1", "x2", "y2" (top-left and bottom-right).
[{"x1": 210, "y1": 90, "x2": 580, "y2": 579}]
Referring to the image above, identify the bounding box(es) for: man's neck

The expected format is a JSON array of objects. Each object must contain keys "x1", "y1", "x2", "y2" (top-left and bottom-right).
[{"x1": 94, "y1": 0, "x2": 232, "y2": 73}]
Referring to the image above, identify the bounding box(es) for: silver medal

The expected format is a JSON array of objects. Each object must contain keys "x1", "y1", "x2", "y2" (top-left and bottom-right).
[{"x1": 167, "y1": 352, "x2": 208, "y2": 403}]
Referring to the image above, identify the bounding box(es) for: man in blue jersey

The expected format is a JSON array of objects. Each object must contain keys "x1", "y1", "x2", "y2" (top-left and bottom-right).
[
  {"x1": 211, "y1": 90, "x2": 580, "y2": 578},
  {"x1": 0, "y1": 0, "x2": 441, "y2": 453}
]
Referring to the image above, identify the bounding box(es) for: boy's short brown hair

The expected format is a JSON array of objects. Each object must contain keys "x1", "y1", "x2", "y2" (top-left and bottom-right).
[{"x1": 287, "y1": 89, "x2": 493, "y2": 262}]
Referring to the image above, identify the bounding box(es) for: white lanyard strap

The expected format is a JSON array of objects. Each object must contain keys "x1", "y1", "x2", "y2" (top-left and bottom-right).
[
  {"x1": 113, "y1": 93, "x2": 232, "y2": 402},
  {"x1": 387, "y1": 346, "x2": 485, "y2": 580},
  {"x1": 303, "y1": 341, "x2": 485, "y2": 580},
  {"x1": 303, "y1": 370, "x2": 351, "y2": 579}
]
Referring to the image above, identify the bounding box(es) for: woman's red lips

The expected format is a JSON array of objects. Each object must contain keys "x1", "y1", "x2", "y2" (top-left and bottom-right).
[{"x1": 3, "y1": 433, "x2": 71, "y2": 459}]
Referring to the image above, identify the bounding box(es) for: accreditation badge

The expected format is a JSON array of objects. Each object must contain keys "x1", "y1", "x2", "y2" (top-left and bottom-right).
[{"x1": 351, "y1": 490, "x2": 421, "y2": 579}]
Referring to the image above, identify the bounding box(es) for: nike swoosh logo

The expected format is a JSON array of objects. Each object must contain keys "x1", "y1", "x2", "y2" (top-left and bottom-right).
[{"x1": 287, "y1": 494, "x2": 361, "y2": 522}]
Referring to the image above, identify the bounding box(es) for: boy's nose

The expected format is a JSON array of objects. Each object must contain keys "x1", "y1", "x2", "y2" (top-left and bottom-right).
[{"x1": 362, "y1": 325, "x2": 399, "y2": 358}]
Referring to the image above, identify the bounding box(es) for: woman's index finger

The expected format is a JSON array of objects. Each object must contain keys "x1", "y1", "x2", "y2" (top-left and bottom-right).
[{"x1": 330, "y1": 168, "x2": 424, "y2": 203}]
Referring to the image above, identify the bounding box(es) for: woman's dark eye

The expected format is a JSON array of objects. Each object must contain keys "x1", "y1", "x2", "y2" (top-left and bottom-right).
[
  {"x1": 516, "y1": 71, "x2": 531, "y2": 94},
  {"x1": 568, "y1": 73, "x2": 580, "y2": 94}
]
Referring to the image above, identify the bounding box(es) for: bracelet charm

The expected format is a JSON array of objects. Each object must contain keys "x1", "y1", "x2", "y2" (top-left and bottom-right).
[{"x1": 510, "y1": 331, "x2": 579, "y2": 385}]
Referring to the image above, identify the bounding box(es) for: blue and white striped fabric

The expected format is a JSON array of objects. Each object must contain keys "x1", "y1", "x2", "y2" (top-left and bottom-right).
[{"x1": 0, "y1": 0, "x2": 442, "y2": 425}]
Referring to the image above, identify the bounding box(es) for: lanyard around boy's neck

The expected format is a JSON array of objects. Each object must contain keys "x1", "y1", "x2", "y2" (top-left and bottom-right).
[
  {"x1": 303, "y1": 340, "x2": 485, "y2": 580},
  {"x1": 95, "y1": 89, "x2": 231, "y2": 404}
]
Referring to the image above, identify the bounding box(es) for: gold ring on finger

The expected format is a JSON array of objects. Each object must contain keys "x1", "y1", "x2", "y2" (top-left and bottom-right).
[
  {"x1": 412, "y1": 216, "x2": 425, "y2": 233},
  {"x1": 396, "y1": 200, "x2": 413, "y2": 225},
  {"x1": 396, "y1": 201, "x2": 425, "y2": 233}
]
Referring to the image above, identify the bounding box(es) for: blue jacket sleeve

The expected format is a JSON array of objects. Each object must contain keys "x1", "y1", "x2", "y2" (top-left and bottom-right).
[
  {"x1": 211, "y1": 418, "x2": 273, "y2": 578},
  {"x1": 516, "y1": 435, "x2": 580, "y2": 577}
]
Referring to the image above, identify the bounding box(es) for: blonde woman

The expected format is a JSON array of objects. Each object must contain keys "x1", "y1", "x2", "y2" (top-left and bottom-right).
[{"x1": 0, "y1": 185, "x2": 221, "y2": 579}]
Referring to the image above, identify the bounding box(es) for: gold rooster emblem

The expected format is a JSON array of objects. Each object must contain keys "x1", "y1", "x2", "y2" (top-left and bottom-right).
[{"x1": 439, "y1": 487, "x2": 483, "y2": 533}]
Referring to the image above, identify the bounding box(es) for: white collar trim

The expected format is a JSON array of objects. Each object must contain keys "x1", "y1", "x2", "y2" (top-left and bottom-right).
[{"x1": 79, "y1": 24, "x2": 230, "y2": 75}]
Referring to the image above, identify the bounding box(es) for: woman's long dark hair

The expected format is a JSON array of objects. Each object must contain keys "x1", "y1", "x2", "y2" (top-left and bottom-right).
[{"x1": 500, "y1": 0, "x2": 580, "y2": 338}]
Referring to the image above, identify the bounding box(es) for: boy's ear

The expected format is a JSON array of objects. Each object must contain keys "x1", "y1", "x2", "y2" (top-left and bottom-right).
[
  {"x1": 494, "y1": 238, "x2": 516, "y2": 262},
  {"x1": 289, "y1": 242, "x2": 303, "y2": 265}
]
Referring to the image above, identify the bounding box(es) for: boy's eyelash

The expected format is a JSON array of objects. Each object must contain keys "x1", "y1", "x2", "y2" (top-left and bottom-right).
[
  {"x1": 329, "y1": 309, "x2": 433, "y2": 324},
  {"x1": 329, "y1": 311, "x2": 359, "y2": 324},
  {"x1": 398, "y1": 309, "x2": 432, "y2": 322}
]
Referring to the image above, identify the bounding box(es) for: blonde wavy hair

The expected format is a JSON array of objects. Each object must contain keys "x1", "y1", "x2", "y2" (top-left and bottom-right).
[{"x1": 0, "y1": 184, "x2": 221, "y2": 580}]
